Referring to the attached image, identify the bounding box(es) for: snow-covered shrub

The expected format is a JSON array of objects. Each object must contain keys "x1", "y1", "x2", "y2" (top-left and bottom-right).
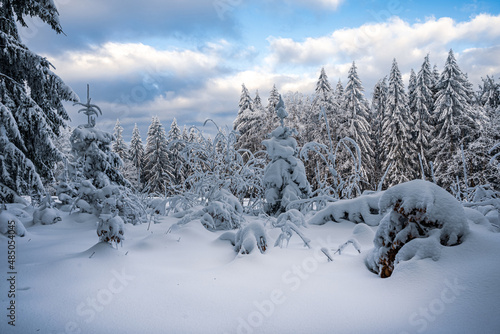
[
  {"x1": 220, "y1": 222, "x2": 268, "y2": 255},
  {"x1": 309, "y1": 191, "x2": 383, "y2": 226},
  {"x1": 263, "y1": 96, "x2": 311, "y2": 216},
  {"x1": 366, "y1": 180, "x2": 469, "y2": 278},
  {"x1": 176, "y1": 189, "x2": 244, "y2": 231},
  {"x1": 97, "y1": 204, "x2": 124, "y2": 247},
  {"x1": 33, "y1": 195, "x2": 62, "y2": 225},
  {"x1": 273, "y1": 209, "x2": 311, "y2": 248},
  {"x1": 0, "y1": 206, "x2": 27, "y2": 237}
]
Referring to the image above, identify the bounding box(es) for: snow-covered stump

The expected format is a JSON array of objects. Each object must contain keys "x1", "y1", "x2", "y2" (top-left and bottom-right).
[{"x1": 366, "y1": 180, "x2": 469, "y2": 278}]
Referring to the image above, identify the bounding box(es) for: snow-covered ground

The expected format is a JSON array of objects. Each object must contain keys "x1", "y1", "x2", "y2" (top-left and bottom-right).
[{"x1": 1, "y1": 206, "x2": 500, "y2": 334}]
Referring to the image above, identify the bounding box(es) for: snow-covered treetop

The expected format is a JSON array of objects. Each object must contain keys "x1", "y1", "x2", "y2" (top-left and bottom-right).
[
  {"x1": 275, "y1": 94, "x2": 288, "y2": 127},
  {"x1": 74, "y1": 84, "x2": 102, "y2": 128}
]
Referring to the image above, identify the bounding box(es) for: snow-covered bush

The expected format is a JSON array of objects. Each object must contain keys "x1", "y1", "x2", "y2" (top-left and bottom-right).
[
  {"x1": 33, "y1": 195, "x2": 62, "y2": 225},
  {"x1": 366, "y1": 180, "x2": 469, "y2": 278},
  {"x1": 97, "y1": 204, "x2": 124, "y2": 247},
  {"x1": 165, "y1": 122, "x2": 265, "y2": 217},
  {"x1": 273, "y1": 209, "x2": 311, "y2": 248},
  {"x1": 176, "y1": 189, "x2": 244, "y2": 231},
  {"x1": 263, "y1": 96, "x2": 311, "y2": 216},
  {"x1": 220, "y1": 222, "x2": 268, "y2": 255},
  {"x1": 309, "y1": 191, "x2": 382, "y2": 226}
]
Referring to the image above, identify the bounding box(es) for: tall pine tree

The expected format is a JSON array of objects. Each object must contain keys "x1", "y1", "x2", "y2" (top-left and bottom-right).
[
  {"x1": 129, "y1": 123, "x2": 144, "y2": 188},
  {"x1": 381, "y1": 59, "x2": 418, "y2": 187},
  {"x1": 0, "y1": 1, "x2": 78, "y2": 202},
  {"x1": 412, "y1": 55, "x2": 435, "y2": 177},
  {"x1": 370, "y1": 77, "x2": 388, "y2": 186},
  {"x1": 339, "y1": 61, "x2": 373, "y2": 187},
  {"x1": 431, "y1": 50, "x2": 480, "y2": 188},
  {"x1": 143, "y1": 116, "x2": 171, "y2": 194},
  {"x1": 112, "y1": 119, "x2": 128, "y2": 160}
]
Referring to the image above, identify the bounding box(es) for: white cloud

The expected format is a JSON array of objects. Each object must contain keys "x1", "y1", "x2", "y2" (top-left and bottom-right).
[{"x1": 47, "y1": 42, "x2": 223, "y2": 82}]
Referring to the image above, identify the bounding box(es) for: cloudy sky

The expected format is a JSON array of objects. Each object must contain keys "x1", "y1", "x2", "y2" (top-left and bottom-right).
[{"x1": 20, "y1": 0, "x2": 500, "y2": 141}]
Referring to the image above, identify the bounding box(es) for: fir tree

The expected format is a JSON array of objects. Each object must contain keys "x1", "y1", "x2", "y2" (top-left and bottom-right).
[
  {"x1": 129, "y1": 123, "x2": 144, "y2": 188},
  {"x1": 370, "y1": 77, "x2": 388, "y2": 185},
  {"x1": 334, "y1": 79, "x2": 344, "y2": 105},
  {"x1": 265, "y1": 84, "x2": 280, "y2": 135},
  {"x1": 310, "y1": 67, "x2": 337, "y2": 144},
  {"x1": 234, "y1": 85, "x2": 264, "y2": 154},
  {"x1": 112, "y1": 119, "x2": 128, "y2": 160},
  {"x1": 167, "y1": 118, "x2": 185, "y2": 187},
  {"x1": 339, "y1": 61, "x2": 373, "y2": 187},
  {"x1": 143, "y1": 116, "x2": 171, "y2": 194},
  {"x1": 381, "y1": 59, "x2": 418, "y2": 187},
  {"x1": 412, "y1": 55, "x2": 435, "y2": 176},
  {"x1": 0, "y1": 1, "x2": 78, "y2": 202},
  {"x1": 431, "y1": 50, "x2": 480, "y2": 188},
  {"x1": 263, "y1": 95, "x2": 310, "y2": 216}
]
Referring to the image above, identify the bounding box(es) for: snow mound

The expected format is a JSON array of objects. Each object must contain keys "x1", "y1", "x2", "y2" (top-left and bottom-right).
[
  {"x1": 464, "y1": 207, "x2": 500, "y2": 232},
  {"x1": 309, "y1": 192, "x2": 382, "y2": 226},
  {"x1": 219, "y1": 222, "x2": 268, "y2": 255},
  {"x1": 351, "y1": 223, "x2": 375, "y2": 245},
  {"x1": 366, "y1": 180, "x2": 469, "y2": 278},
  {"x1": 0, "y1": 209, "x2": 26, "y2": 237}
]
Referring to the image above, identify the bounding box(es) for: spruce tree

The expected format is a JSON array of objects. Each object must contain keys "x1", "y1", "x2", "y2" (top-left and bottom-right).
[
  {"x1": 412, "y1": 55, "x2": 435, "y2": 176},
  {"x1": 143, "y1": 116, "x2": 171, "y2": 194},
  {"x1": 167, "y1": 118, "x2": 185, "y2": 187},
  {"x1": 129, "y1": 123, "x2": 144, "y2": 188},
  {"x1": 370, "y1": 77, "x2": 388, "y2": 186},
  {"x1": 310, "y1": 67, "x2": 337, "y2": 144},
  {"x1": 381, "y1": 59, "x2": 418, "y2": 187},
  {"x1": 334, "y1": 79, "x2": 344, "y2": 105},
  {"x1": 0, "y1": 1, "x2": 78, "y2": 202},
  {"x1": 265, "y1": 84, "x2": 280, "y2": 135},
  {"x1": 339, "y1": 61, "x2": 373, "y2": 187},
  {"x1": 112, "y1": 119, "x2": 128, "y2": 160},
  {"x1": 234, "y1": 84, "x2": 263, "y2": 154},
  {"x1": 431, "y1": 50, "x2": 480, "y2": 188}
]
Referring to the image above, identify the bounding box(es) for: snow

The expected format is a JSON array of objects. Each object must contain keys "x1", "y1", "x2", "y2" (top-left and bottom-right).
[
  {"x1": 309, "y1": 191, "x2": 383, "y2": 226},
  {"x1": 1, "y1": 200, "x2": 500, "y2": 333},
  {"x1": 366, "y1": 180, "x2": 470, "y2": 278}
]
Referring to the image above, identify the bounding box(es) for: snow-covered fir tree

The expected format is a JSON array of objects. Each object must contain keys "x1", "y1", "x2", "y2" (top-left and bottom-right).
[
  {"x1": 283, "y1": 91, "x2": 306, "y2": 143},
  {"x1": 167, "y1": 118, "x2": 185, "y2": 188},
  {"x1": 411, "y1": 55, "x2": 435, "y2": 177},
  {"x1": 381, "y1": 59, "x2": 419, "y2": 187},
  {"x1": 309, "y1": 67, "x2": 337, "y2": 144},
  {"x1": 112, "y1": 119, "x2": 128, "y2": 160},
  {"x1": 128, "y1": 124, "x2": 144, "y2": 189},
  {"x1": 339, "y1": 62, "x2": 373, "y2": 187},
  {"x1": 334, "y1": 79, "x2": 344, "y2": 106},
  {"x1": 265, "y1": 84, "x2": 281, "y2": 135},
  {"x1": 234, "y1": 85, "x2": 266, "y2": 156},
  {"x1": 0, "y1": 1, "x2": 78, "y2": 203},
  {"x1": 370, "y1": 77, "x2": 388, "y2": 186},
  {"x1": 478, "y1": 75, "x2": 500, "y2": 116},
  {"x1": 430, "y1": 50, "x2": 480, "y2": 188},
  {"x1": 407, "y1": 69, "x2": 417, "y2": 126},
  {"x1": 143, "y1": 116, "x2": 172, "y2": 194},
  {"x1": 263, "y1": 95, "x2": 310, "y2": 216}
]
